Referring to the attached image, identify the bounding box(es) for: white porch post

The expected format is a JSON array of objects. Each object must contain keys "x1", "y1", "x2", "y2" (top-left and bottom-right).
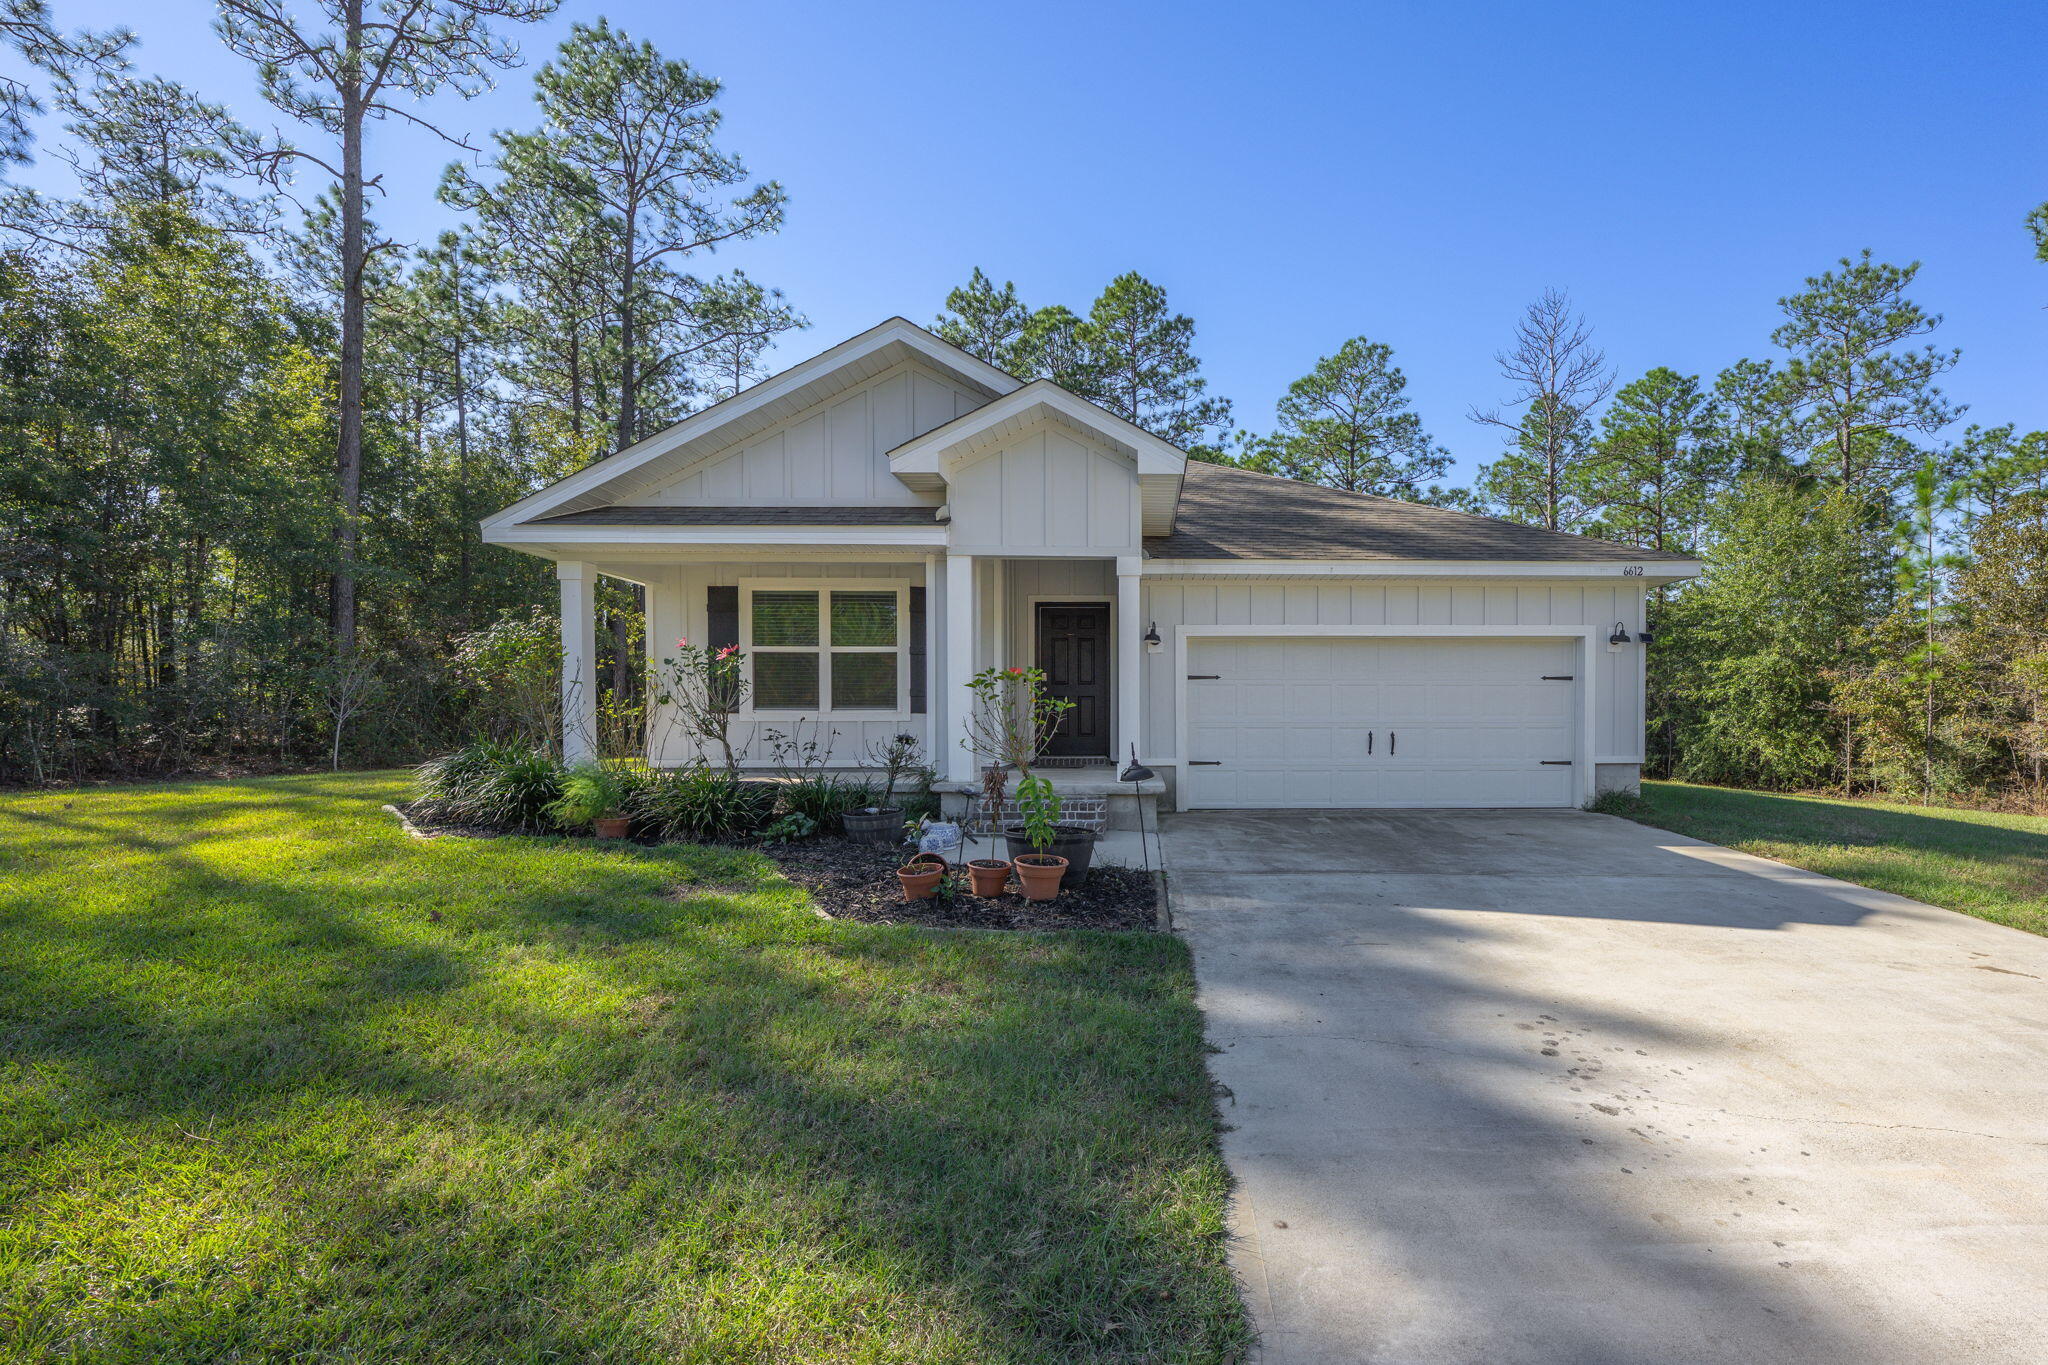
[
  {"x1": 1116, "y1": 555, "x2": 1142, "y2": 767},
  {"x1": 558, "y1": 561, "x2": 598, "y2": 763},
  {"x1": 945, "y1": 551, "x2": 976, "y2": 782}
]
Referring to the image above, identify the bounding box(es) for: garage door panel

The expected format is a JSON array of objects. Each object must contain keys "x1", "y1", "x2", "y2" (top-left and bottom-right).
[{"x1": 1183, "y1": 636, "x2": 1581, "y2": 809}]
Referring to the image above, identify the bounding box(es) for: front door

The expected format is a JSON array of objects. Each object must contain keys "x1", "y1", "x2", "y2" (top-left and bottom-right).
[{"x1": 1036, "y1": 603, "x2": 1111, "y2": 757}]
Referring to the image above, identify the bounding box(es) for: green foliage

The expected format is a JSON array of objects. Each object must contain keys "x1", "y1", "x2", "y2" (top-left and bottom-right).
[
  {"x1": 1654, "y1": 478, "x2": 1891, "y2": 789},
  {"x1": 414, "y1": 740, "x2": 567, "y2": 832},
  {"x1": 1767, "y1": 251, "x2": 1960, "y2": 496},
  {"x1": 641, "y1": 765, "x2": 776, "y2": 843},
  {"x1": 777, "y1": 774, "x2": 874, "y2": 835},
  {"x1": 1014, "y1": 773, "x2": 1063, "y2": 854},
  {"x1": 545, "y1": 760, "x2": 630, "y2": 828},
  {"x1": 1585, "y1": 367, "x2": 1727, "y2": 553},
  {"x1": 453, "y1": 607, "x2": 562, "y2": 748},
  {"x1": 1243, "y1": 336, "x2": 1453, "y2": 499}
]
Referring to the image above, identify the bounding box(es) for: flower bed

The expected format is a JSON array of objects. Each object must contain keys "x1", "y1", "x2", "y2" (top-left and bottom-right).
[{"x1": 771, "y1": 839, "x2": 1159, "y2": 932}]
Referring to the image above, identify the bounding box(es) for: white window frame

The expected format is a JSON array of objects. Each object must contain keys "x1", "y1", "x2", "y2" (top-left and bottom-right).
[{"x1": 739, "y1": 578, "x2": 912, "y2": 717}]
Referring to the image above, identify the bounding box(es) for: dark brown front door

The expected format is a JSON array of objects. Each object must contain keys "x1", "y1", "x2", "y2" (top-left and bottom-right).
[{"x1": 1036, "y1": 603, "x2": 1111, "y2": 757}]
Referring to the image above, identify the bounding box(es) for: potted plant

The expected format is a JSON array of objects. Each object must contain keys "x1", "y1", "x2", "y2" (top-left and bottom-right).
[
  {"x1": 966, "y1": 856, "x2": 1012, "y2": 897},
  {"x1": 546, "y1": 761, "x2": 633, "y2": 838},
  {"x1": 1009, "y1": 775, "x2": 1068, "y2": 901},
  {"x1": 844, "y1": 732, "x2": 923, "y2": 844},
  {"x1": 896, "y1": 850, "x2": 948, "y2": 901}
]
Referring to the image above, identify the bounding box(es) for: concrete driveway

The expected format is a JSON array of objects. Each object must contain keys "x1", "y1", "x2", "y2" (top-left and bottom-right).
[{"x1": 1163, "y1": 808, "x2": 2048, "y2": 1365}]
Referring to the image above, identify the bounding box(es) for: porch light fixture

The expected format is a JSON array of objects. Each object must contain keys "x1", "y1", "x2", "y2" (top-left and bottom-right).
[
  {"x1": 1638, "y1": 626, "x2": 1656, "y2": 646},
  {"x1": 1143, "y1": 622, "x2": 1162, "y2": 652},
  {"x1": 1119, "y1": 745, "x2": 1156, "y2": 877},
  {"x1": 1608, "y1": 622, "x2": 1632, "y2": 647}
]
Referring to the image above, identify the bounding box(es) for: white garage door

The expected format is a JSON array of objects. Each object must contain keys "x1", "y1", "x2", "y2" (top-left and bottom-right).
[{"x1": 1182, "y1": 636, "x2": 1581, "y2": 809}]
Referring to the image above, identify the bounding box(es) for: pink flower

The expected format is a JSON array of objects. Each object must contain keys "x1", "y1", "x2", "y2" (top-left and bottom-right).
[
  {"x1": 676, "y1": 637, "x2": 689, "y2": 649},
  {"x1": 716, "y1": 645, "x2": 736, "y2": 659},
  {"x1": 1007, "y1": 666, "x2": 1024, "y2": 676}
]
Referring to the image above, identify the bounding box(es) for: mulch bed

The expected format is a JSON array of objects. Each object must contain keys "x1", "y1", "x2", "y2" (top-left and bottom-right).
[
  {"x1": 389, "y1": 804, "x2": 1158, "y2": 933},
  {"x1": 767, "y1": 838, "x2": 1161, "y2": 932}
]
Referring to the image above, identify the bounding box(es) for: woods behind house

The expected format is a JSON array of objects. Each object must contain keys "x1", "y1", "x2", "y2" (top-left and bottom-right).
[{"x1": 2, "y1": 4, "x2": 2044, "y2": 805}]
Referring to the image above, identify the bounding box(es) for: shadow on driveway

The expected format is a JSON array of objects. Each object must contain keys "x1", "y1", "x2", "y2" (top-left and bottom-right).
[{"x1": 1167, "y1": 808, "x2": 2048, "y2": 1365}]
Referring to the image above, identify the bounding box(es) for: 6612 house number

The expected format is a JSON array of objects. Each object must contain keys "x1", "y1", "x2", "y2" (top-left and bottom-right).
[{"x1": 1621, "y1": 565, "x2": 1645, "y2": 577}]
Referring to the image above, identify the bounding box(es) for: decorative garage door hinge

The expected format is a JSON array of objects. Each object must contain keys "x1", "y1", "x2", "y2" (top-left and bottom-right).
[
  {"x1": 1542, "y1": 675, "x2": 1575, "y2": 681},
  {"x1": 1540, "y1": 760, "x2": 1573, "y2": 765},
  {"x1": 1186, "y1": 674, "x2": 1221, "y2": 680},
  {"x1": 1188, "y1": 760, "x2": 1222, "y2": 766}
]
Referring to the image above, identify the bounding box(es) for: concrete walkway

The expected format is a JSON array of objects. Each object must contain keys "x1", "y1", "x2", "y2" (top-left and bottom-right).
[{"x1": 1164, "y1": 808, "x2": 2048, "y2": 1365}]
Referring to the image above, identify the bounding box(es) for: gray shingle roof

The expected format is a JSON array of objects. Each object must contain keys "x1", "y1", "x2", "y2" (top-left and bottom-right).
[
  {"x1": 1142, "y1": 461, "x2": 1694, "y2": 562},
  {"x1": 526, "y1": 505, "x2": 940, "y2": 527}
]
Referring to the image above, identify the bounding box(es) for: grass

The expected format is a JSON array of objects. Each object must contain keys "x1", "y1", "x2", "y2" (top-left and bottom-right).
[
  {"x1": 1601, "y1": 780, "x2": 2048, "y2": 938},
  {"x1": 0, "y1": 772, "x2": 1249, "y2": 1363}
]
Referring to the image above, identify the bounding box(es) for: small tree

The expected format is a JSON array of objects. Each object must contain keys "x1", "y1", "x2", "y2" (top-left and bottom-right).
[
  {"x1": 453, "y1": 607, "x2": 560, "y2": 748},
  {"x1": 648, "y1": 639, "x2": 748, "y2": 773},
  {"x1": 960, "y1": 665, "x2": 1073, "y2": 844}
]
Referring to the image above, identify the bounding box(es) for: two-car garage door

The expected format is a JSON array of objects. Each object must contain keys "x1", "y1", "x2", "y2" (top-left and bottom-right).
[{"x1": 1181, "y1": 635, "x2": 1582, "y2": 809}]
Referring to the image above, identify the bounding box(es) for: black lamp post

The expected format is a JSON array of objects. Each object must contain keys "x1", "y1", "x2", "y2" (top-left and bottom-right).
[{"x1": 1118, "y1": 744, "x2": 1156, "y2": 876}]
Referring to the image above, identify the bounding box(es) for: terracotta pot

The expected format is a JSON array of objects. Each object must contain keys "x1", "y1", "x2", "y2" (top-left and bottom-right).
[
  {"x1": 967, "y1": 858, "x2": 1012, "y2": 897},
  {"x1": 1012, "y1": 853, "x2": 1068, "y2": 902},
  {"x1": 593, "y1": 815, "x2": 632, "y2": 840},
  {"x1": 896, "y1": 856, "x2": 947, "y2": 901}
]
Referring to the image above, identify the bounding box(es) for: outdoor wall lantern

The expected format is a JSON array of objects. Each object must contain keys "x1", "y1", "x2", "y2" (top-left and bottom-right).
[
  {"x1": 1608, "y1": 622, "x2": 1632, "y2": 647},
  {"x1": 1143, "y1": 622, "x2": 1162, "y2": 652}
]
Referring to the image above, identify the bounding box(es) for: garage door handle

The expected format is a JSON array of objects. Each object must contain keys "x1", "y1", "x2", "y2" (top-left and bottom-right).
[
  {"x1": 1540, "y1": 760, "x2": 1572, "y2": 765},
  {"x1": 1388, "y1": 731, "x2": 1395, "y2": 755},
  {"x1": 1186, "y1": 674, "x2": 1220, "y2": 680},
  {"x1": 1188, "y1": 760, "x2": 1222, "y2": 766}
]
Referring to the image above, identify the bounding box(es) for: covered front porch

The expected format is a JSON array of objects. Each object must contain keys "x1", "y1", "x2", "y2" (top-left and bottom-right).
[{"x1": 554, "y1": 549, "x2": 1156, "y2": 812}]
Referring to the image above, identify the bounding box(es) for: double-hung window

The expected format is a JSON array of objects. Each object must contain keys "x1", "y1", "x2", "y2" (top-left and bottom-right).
[{"x1": 744, "y1": 582, "x2": 906, "y2": 713}]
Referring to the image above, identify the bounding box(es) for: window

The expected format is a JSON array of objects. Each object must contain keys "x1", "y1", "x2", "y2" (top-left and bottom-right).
[{"x1": 745, "y1": 583, "x2": 905, "y2": 712}]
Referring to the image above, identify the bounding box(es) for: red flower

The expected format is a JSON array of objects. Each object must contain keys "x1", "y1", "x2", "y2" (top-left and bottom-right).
[
  {"x1": 716, "y1": 645, "x2": 736, "y2": 659},
  {"x1": 676, "y1": 637, "x2": 689, "y2": 649},
  {"x1": 1007, "y1": 666, "x2": 1024, "y2": 676}
]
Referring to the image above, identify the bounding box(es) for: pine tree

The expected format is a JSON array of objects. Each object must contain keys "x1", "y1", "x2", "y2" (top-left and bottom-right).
[
  {"x1": 1768, "y1": 251, "x2": 1960, "y2": 499},
  {"x1": 1587, "y1": 367, "x2": 1725, "y2": 552},
  {"x1": 1076, "y1": 272, "x2": 1231, "y2": 446},
  {"x1": 1254, "y1": 336, "x2": 1449, "y2": 498},
  {"x1": 933, "y1": 268, "x2": 1031, "y2": 373}
]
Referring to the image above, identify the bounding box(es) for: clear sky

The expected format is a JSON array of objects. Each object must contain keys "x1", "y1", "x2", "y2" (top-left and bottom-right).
[{"x1": 10, "y1": 0, "x2": 2047, "y2": 483}]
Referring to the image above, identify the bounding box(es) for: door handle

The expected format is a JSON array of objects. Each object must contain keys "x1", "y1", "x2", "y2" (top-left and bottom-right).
[{"x1": 1367, "y1": 731, "x2": 1373, "y2": 755}]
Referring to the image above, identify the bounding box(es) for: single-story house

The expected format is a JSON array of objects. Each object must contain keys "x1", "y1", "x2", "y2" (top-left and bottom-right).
[{"x1": 483, "y1": 317, "x2": 1700, "y2": 816}]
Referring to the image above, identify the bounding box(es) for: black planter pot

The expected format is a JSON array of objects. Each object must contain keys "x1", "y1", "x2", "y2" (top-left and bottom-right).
[
  {"x1": 1003, "y1": 824, "x2": 1100, "y2": 881},
  {"x1": 841, "y1": 806, "x2": 903, "y2": 844}
]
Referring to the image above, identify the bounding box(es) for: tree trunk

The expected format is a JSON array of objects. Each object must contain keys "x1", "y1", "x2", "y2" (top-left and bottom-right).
[
  {"x1": 331, "y1": 7, "x2": 366, "y2": 657},
  {"x1": 453, "y1": 249, "x2": 473, "y2": 600},
  {"x1": 615, "y1": 209, "x2": 637, "y2": 453}
]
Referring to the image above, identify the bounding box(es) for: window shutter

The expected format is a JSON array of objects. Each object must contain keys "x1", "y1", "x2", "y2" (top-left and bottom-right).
[
  {"x1": 909, "y1": 586, "x2": 927, "y2": 714},
  {"x1": 706, "y1": 586, "x2": 740, "y2": 706},
  {"x1": 706, "y1": 586, "x2": 739, "y2": 651}
]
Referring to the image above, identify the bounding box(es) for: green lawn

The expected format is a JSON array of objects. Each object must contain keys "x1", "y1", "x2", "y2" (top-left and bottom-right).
[
  {"x1": 1610, "y1": 781, "x2": 2048, "y2": 938},
  {"x1": 0, "y1": 773, "x2": 1249, "y2": 1363}
]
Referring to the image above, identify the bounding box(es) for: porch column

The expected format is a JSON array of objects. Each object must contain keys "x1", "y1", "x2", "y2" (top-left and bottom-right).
[
  {"x1": 558, "y1": 560, "x2": 598, "y2": 763},
  {"x1": 1116, "y1": 555, "x2": 1143, "y2": 767},
  {"x1": 945, "y1": 551, "x2": 976, "y2": 782}
]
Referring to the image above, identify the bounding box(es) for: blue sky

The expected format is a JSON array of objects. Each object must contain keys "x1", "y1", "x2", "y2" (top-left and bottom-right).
[{"x1": 11, "y1": 0, "x2": 2047, "y2": 482}]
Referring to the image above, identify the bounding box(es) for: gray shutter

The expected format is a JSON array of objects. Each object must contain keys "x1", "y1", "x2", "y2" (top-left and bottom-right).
[{"x1": 909, "y1": 586, "x2": 926, "y2": 714}]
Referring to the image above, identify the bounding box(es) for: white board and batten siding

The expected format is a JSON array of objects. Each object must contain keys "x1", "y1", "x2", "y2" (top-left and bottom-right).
[
  {"x1": 944, "y1": 424, "x2": 1140, "y2": 555},
  {"x1": 643, "y1": 362, "x2": 983, "y2": 508},
  {"x1": 1140, "y1": 577, "x2": 1648, "y2": 809},
  {"x1": 641, "y1": 559, "x2": 930, "y2": 769}
]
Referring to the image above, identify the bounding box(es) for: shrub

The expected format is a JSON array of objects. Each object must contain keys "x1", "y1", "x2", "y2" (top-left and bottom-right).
[
  {"x1": 642, "y1": 766, "x2": 776, "y2": 843},
  {"x1": 546, "y1": 762, "x2": 632, "y2": 830},
  {"x1": 415, "y1": 741, "x2": 566, "y2": 832},
  {"x1": 779, "y1": 773, "x2": 874, "y2": 835}
]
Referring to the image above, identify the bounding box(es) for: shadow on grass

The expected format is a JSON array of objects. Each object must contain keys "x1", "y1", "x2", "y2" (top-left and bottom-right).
[{"x1": 0, "y1": 773, "x2": 1247, "y2": 1362}]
